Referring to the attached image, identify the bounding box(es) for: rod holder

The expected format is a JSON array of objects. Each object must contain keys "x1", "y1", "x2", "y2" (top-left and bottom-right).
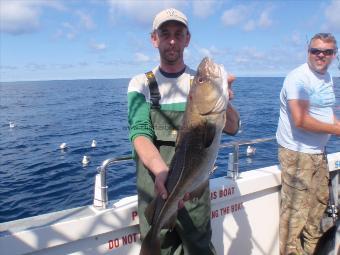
[
  {"x1": 227, "y1": 144, "x2": 239, "y2": 180},
  {"x1": 93, "y1": 156, "x2": 132, "y2": 210},
  {"x1": 93, "y1": 166, "x2": 108, "y2": 209}
]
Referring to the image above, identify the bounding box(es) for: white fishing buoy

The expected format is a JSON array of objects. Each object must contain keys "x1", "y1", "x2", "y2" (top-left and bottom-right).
[
  {"x1": 91, "y1": 139, "x2": 97, "y2": 148},
  {"x1": 246, "y1": 145, "x2": 256, "y2": 156},
  {"x1": 59, "y1": 143, "x2": 68, "y2": 150},
  {"x1": 82, "y1": 155, "x2": 90, "y2": 166},
  {"x1": 9, "y1": 121, "x2": 16, "y2": 128}
]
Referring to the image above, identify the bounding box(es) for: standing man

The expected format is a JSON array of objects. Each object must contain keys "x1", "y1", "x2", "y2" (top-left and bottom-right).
[
  {"x1": 127, "y1": 8, "x2": 240, "y2": 255},
  {"x1": 276, "y1": 32, "x2": 340, "y2": 255}
]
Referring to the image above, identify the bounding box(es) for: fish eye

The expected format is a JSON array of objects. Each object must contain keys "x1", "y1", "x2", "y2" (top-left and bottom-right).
[{"x1": 198, "y1": 77, "x2": 204, "y2": 83}]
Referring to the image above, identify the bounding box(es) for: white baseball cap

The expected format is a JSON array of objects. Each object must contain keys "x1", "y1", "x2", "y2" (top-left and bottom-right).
[{"x1": 152, "y1": 8, "x2": 188, "y2": 31}]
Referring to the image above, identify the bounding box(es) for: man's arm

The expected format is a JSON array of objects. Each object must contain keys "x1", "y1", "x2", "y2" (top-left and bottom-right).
[
  {"x1": 288, "y1": 99, "x2": 340, "y2": 135},
  {"x1": 133, "y1": 136, "x2": 190, "y2": 207},
  {"x1": 133, "y1": 136, "x2": 169, "y2": 199}
]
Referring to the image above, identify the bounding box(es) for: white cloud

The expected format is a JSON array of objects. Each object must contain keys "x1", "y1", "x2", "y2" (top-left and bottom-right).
[
  {"x1": 90, "y1": 42, "x2": 107, "y2": 51},
  {"x1": 106, "y1": 0, "x2": 220, "y2": 28},
  {"x1": 258, "y1": 9, "x2": 272, "y2": 28},
  {"x1": 54, "y1": 22, "x2": 77, "y2": 40},
  {"x1": 221, "y1": 5, "x2": 273, "y2": 31},
  {"x1": 192, "y1": 0, "x2": 219, "y2": 18},
  {"x1": 53, "y1": 10, "x2": 95, "y2": 40},
  {"x1": 0, "y1": 65, "x2": 17, "y2": 70},
  {"x1": 199, "y1": 45, "x2": 227, "y2": 58},
  {"x1": 25, "y1": 62, "x2": 47, "y2": 71},
  {"x1": 76, "y1": 10, "x2": 96, "y2": 30},
  {"x1": 242, "y1": 47, "x2": 265, "y2": 60},
  {"x1": 198, "y1": 47, "x2": 213, "y2": 58},
  {"x1": 106, "y1": 0, "x2": 186, "y2": 27},
  {"x1": 184, "y1": 48, "x2": 191, "y2": 58},
  {"x1": 78, "y1": 61, "x2": 89, "y2": 67},
  {"x1": 289, "y1": 32, "x2": 305, "y2": 47},
  {"x1": 325, "y1": 0, "x2": 340, "y2": 31},
  {"x1": 224, "y1": 45, "x2": 300, "y2": 75},
  {"x1": 234, "y1": 56, "x2": 249, "y2": 65},
  {"x1": 221, "y1": 5, "x2": 248, "y2": 27},
  {"x1": 135, "y1": 52, "x2": 150, "y2": 62},
  {"x1": 0, "y1": 0, "x2": 64, "y2": 35},
  {"x1": 243, "y1": 20, "x2": 256, "y2": 32}
]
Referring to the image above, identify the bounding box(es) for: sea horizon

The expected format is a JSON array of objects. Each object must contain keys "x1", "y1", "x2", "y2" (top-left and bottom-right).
[{"x1": 2, "y1": 75, "x2": 340, "y2": 84}]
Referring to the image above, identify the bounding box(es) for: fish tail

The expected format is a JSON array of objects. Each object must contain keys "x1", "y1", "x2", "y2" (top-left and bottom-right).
[{"x1": 139, "y1": 229, "x2": 161, "y2": 255}]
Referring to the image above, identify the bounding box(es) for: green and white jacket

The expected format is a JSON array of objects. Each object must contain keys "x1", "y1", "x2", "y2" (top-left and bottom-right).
[{"x1": 127, "y1": 66, "x2": 196, "y2": 143}]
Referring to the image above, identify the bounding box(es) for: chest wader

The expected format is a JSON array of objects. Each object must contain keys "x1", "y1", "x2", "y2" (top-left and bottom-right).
[{"x1": 136, "y1": 72, "x2": 216, "y2": 255}]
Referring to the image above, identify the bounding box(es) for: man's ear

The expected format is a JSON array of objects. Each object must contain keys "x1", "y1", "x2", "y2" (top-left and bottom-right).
[
  {"x1": 151, "y1": 31, "x2": 159, "y2": 48},
  {"x1": 185, "y1": 31, "x2": 191, "y2": 47}
]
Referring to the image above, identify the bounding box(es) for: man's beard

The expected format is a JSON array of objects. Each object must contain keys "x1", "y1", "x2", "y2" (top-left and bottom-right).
[{"x1": 161, "y1": 48, "x2": 182, "y2": 65}]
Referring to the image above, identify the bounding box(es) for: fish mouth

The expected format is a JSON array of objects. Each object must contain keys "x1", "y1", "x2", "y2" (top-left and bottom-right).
[
  {"x1": 197, "y1": 57, "x2": 221, "y2": 79},
  {"x1": 194, "y1": 57, "x2": 228, "y2": 115},
  {"x1": 199, "y1": 97, "x2": 227, "y2": 116}
]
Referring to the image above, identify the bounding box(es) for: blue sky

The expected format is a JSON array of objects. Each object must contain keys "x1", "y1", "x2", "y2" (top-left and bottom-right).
[{"x1": 1, "y1": 0, "x2": 340, "y2": 82}]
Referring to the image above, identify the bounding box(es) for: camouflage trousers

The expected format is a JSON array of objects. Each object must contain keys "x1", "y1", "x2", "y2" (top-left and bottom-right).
[{"x1": 278, "y1": 147, "x2": 329, "y2": 255}]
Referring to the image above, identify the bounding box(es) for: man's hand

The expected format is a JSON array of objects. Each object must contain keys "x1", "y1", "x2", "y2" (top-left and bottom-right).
[
  {"x1": 154, "y1": 170, "x2": 168, "y2": 200},
  {"x1": 155, "y1": 171, "x2": 190, "y2": 209},
  {"x1": 227, "y1": 73, "x2": 235, "y2": 100},
  {"x1": 178, "y1": 192, "x2": 190, "y2": 209},
  {"x1": 223, "y1": 73, "x2": 240, "y2": 135}
]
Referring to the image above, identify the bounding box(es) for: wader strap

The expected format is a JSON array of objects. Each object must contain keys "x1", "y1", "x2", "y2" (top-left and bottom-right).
[{"x1": 145, "y1": 71, "x2": 161, "y2": 109}]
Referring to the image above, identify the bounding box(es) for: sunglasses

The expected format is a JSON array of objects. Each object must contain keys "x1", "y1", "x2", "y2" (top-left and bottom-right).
[{"x1": 309, "y1": 48, "x2": 336, "y2": 56}]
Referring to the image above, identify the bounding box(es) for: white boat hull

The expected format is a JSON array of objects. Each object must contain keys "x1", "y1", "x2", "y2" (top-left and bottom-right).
[{"x1": 1, "y1": 152, "x2": 339, "y2": 255}]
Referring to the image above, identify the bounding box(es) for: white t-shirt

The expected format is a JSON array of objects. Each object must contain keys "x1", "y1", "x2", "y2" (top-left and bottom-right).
[
  {"x1": 128, "y1": 66, "x2": 195, "y2": 107},
  {"x1": 276, "y1": 63, "x2": 335, "y2": 153}
]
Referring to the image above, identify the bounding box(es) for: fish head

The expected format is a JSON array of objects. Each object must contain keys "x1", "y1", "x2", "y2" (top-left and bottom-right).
[{"x1": 190, "y1": 57, "x2": 228, "y2": 115}]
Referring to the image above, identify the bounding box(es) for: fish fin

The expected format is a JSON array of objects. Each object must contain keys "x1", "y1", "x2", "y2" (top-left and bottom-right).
[
  {"x1": 166, "y1": 147, "x2": 186, "y2": 193},
  {"x1": 145, "y1": 198, "x2": 156, "y2": 225},
  {"x1": 140, "y1": 227, "x2": 161, "y2": 255},
  {"x1": 190, "y1": 179, "x2": 209, "y2": 200},
  {"x1": 203, "y1": 123, "x2": 216, "y2": 147},
  {"x1": 163, "y1": 212, "x2": 178, "y2": 230}
]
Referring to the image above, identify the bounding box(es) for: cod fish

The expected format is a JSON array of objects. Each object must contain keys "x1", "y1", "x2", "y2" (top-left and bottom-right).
[{"x1": 140, "y1": 57, "x2": 229, "y2": 255}]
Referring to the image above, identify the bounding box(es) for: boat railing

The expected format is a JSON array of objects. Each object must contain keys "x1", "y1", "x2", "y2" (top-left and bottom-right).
[
  {"x1": 223, "y1": 136, "x2": 276, "y2": 179},
  {"x1": 92, "y1": 136, "x2": 277, "y2": 210},
  {"x1": 93, "y1": 156, "x2": 132, "y2": 209}
]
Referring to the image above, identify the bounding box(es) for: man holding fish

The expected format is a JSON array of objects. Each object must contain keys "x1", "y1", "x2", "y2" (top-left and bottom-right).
[{"x1": 127, "y1": 8, "x2": 240, "y2": 255}]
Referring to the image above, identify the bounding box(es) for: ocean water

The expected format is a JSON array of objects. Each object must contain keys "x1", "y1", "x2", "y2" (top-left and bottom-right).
[{"x1": 0, "y1": 77, "x2": 339, "y2": 223}]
